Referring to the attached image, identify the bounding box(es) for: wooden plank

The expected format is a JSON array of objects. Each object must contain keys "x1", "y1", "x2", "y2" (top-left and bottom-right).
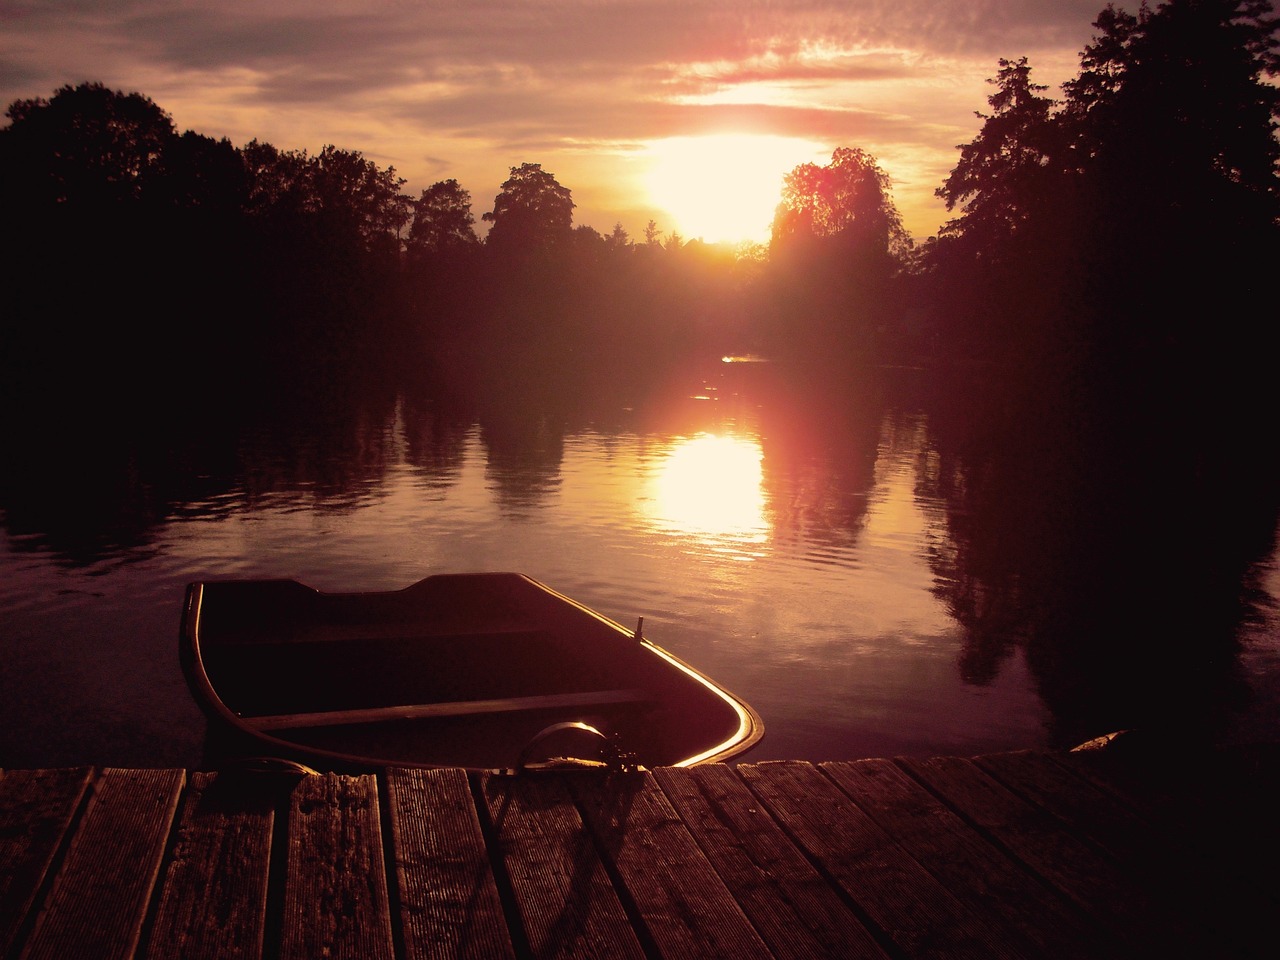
[
  {"x1": 0, "y1": 768, "x2": 93, "y2": 958},
  {"x1": 1054, "y1": 744, "x2": 1280, "y2": 958},
  {"x1": 477, "y1": 771, "x2": 646, "y2": 959},
  {"x1": 280, "y1": 773, "x2": 394, "y2": 960},
  {"x1": 143, "y1": 770, "x2": 281, "y2": 960},
  {"x1": 385, "y1": 767, "x2": 515, "y2": 960},
  {"x1": 822, "y1": 758, "x2": 1115, "y2": 959},
  {"x1": 973, "y1": 751, "x2": 1171, "y2": 868},
  {"x1": 1058, "y1": 741, "x2": 1280, "y2": 855},
  {"x1": 569, "y1": 770, "x2": 774, "y2": 960},
  {"x1": 19, "y1": 768, "x2": 184, "y2": 960},
  {"x1": 737, "y1": 760, "x2": 1021, "y2": 960},
  {"x1": 248, "y1": 689, "x2": 648, "y2": 731},
  {"x1": 899, "y1": 754, "x2": 1215, "y2": 956},
  {"x1": 653, "y1": 764, "x2": 891, "y2": 960}
]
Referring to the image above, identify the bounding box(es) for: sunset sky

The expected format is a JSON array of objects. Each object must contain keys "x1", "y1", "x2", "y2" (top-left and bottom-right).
[{"x1": 0, "y1": 1, "x2": 1112, "y2": 244}]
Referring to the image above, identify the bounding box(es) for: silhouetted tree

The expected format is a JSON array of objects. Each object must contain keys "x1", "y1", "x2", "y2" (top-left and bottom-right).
[
  {"x1": 0, "y1": 83, "x2": 219, "y2": 404},
  {"x1": 240, "y1": 139, "x2": 313, "y2": 220},
  {"x1": 936, "y1": 58, "x2": 1062, "y2": 258},
  {"x1": 925, "y1": 58, "x2": 1076, "y2": 365},
  {"x1": 232, "y1": 140, "x2": 409, "y2": 255},
  {"x1": 311, "y1": 144, "x2": 410, "y2": 254},
  {"x1": 771, "y1": 147, "x2": 909, "y2": 259},
  {"x1": 1, "y1": 80, "x2": 428, "y2": 399},
  {"x1": 923, "y1": 0, "x2": 1279, "y2": 369},
  {"x1": 1054, "y1": 0, "x2": 1280, "y2": 410},
  {"x1": 158, "y1": 131, "x2": 249, "y2": 213},
  {"x1": 765, "y1": 147, "x2": 909, "y2": 364},
  {"x1": 1061, "y1": 0, "x2": 1280, "y2": 326},
  {"x1": 606, "y1": 222, "x2": 631, "y2": 252},
  {"x1": 1065, "y1": 0, "x2": 1279, "y2": 204},
  {"x1": 406, "y1": 179, "x2": 479, "y2": 259},
  {"x1": 0, "y1": 82, "x2": 175, "y2": 212},
  {"x1": 915, "y1": 0, "x2": 1280, "y2": 747},
  {"x1": 481, "y1": 163, "x2": 574, "y2": 254}
]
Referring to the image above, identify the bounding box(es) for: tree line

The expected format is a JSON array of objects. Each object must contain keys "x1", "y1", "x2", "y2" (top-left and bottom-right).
[
  {"x1": 1, "y1": 0, "x2": 1276, "y2": 412},
  {"x1": 909, "y1": 1, "x2": 1279, "y2": 744},
  {"x1": 915, "y1": 0, "x2": 1277, "y2": 476},
  {"x1": 925, "y1": 0, "x2": 1278, "y2": 369}
]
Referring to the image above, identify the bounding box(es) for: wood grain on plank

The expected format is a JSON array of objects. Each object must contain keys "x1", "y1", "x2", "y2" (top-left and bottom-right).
[
  {"x1": 280, "y1": 773, "x2": 394, "y2": 960},
  {"x1": 20, "y1": 768, "x2": 184, "y2": 960},
  {"x1": 478, "y1": 771, "x2": 645, "y2": 959},
  {"x1": 0, "y1": 767, "x2": 93, "y2": 957},
  {"x1": 654, "y1": 763, "x2": 890, "y2": 960},
  {"x1": 738, "y1": 760, "x2": 1020, "y2": 960},
  {"x1": 899, "y1": 754, "x2": 1208, "y2": 956},
  {"x1": 823, "y1": 758, "x2": 1113, "y2": 959},
  {"x1": 386, "y1": 767, "x2": 514, "y2": 960},
  {"x1": 570, "y1": 769, "x2": 774, "y2": 960},
  {"x1": 144, "y1": 770, "x2": 280, "y2": 960}
]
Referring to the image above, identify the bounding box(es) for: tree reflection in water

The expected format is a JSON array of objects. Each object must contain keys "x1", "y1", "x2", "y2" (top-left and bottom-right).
[{"x1": 919, "y1": 362, "x2": 1280, "y2": 750}]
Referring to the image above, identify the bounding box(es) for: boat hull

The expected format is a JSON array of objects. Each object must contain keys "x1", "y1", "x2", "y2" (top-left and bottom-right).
[{"x1": 181, "y1": 572, "x2": 763, "y2": 771}]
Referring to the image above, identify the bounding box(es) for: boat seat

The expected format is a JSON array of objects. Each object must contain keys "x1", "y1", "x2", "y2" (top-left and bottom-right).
[{"x1": 243, "y1": 688, "x2": 651, "y2": 731}]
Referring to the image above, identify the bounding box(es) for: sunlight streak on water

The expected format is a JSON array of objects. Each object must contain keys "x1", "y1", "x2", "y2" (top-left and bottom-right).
[{"x1": 643, "y1": 433, "x2": 769, "y2": 557}]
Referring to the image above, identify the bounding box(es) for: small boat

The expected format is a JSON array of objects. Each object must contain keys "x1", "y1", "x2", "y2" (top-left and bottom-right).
[{"x1": 180, "y1": 572, "x2": 763, "y2": 772}]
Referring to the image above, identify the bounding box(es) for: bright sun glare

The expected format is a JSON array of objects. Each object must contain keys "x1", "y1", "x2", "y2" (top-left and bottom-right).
[
  {"x1": 644, "y1": 134, "x2": 829, "y2": 245},
  {"x1": 648, "y1": 433, "x2": 767, "y2": 543}
]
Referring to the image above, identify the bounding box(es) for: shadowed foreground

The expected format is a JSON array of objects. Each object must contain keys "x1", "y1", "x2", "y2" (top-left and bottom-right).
[{"x1": 2, "y1": 742, "x2": 1276, "y2": 959}]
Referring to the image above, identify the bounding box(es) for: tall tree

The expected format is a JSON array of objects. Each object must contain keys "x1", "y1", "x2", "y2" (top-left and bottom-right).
[
  {"x1": 481, "y1": 163, "x2": 574, "y2": 253},
  {"x1": 936, "y1": 58, "x2": 1062, "y2": 257},
  {"x1": 406, "y1": 179, "x2": 479, "y2": 258},
  {"x1": 766, "y1": 147, "x2": 909, "y2": 363},
  {"x1": 1064, "y1": 0, "x2": 1280, "y2": 229},
  {"x1": 240, "y1": 139, "x2": 313, "y2": 220},
  {"x1": 311, "y1": 144, "x2": 410, "y2": 253},
  {"x1": 918, "y1": 3, "x2": 1280, "y2": 752},
  {"x1": 771, "y1": 147, "x2": 909, "y2": 260},
  {"x1": 158, "y1": 131, "x2": 249, "y2": 212},
  {"x1": 924, "y1": 0, "x2": 1279, "y2": 366},
  {"x1": 241, "y1": 138, "x2": 317, "y2": 221},
  {"x1": 0, "y1": 81, "x2": 176, "y2": 211},
  {"x1": 1056, "y1": 0, "x2": 1280, "y2": 368}
]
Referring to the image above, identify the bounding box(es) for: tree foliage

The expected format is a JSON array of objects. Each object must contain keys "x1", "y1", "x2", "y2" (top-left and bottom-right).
[
  {"x1": 241, "y1": 138, "x2": 314, "y2": 218},
  {"x1": 936, "y1": 58, "x2": 1061, "y2": 257},
  {"x1": 311, "y1": 144, "x2": 410, "y2": 252},
  {"x1": 924, "y1": 0, "x2": 1280, "y2": 368},
  {"x1": 481, "y1": 163, "x2": 575, "y2": 253},
  {"x1": 0, "y1": 82, "x2": 419, "y2": 399},
  {"x1": 763, "y1": 147, "x2": 909, "y2": 364},
  {"x1": 771, "y1": 147, "x2": 909, "y2": 260},
  {"x1": 406, "y1": 179, "x2": 479, "y2": 258},
  {"x1": 1066, "y1": 0, "x2": 1279, "y2": 188},
  {"x1": 0, "y1": 82, "x2": 175, "y2": 211},
  {"x1": 915, "y1": 3, "x2": 1280, "y2": 746}
]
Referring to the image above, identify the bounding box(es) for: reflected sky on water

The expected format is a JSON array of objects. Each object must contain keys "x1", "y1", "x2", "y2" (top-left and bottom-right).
[{"x1": 2, "y1": 360, "x2": 1277, "y2": 769}]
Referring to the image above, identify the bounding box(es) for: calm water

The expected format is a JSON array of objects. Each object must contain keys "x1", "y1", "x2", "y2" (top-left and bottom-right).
[{"x1": 2, "y1": 359, "x2": 1278, "y2": 768}]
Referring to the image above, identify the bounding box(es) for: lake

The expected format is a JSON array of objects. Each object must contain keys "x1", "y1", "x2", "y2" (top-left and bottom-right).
[{"x1": 2, "y1": 356, "x2": 1277, "y2": 769}]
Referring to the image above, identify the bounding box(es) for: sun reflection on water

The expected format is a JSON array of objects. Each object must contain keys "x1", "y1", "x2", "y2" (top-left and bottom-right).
[{"x1": 644, "y1": 432, "x2": 769, "y2": 554}]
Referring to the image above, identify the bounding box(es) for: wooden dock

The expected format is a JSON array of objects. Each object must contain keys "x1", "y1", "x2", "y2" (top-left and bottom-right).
[{"x1": 2, "y1": 743, "x2": 1276, "y2": 959}]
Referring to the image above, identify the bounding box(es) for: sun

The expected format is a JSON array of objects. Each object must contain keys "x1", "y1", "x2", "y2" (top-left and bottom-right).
[{"x1": 644, "y1": 134, "x2": 829, "y2": 245}]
